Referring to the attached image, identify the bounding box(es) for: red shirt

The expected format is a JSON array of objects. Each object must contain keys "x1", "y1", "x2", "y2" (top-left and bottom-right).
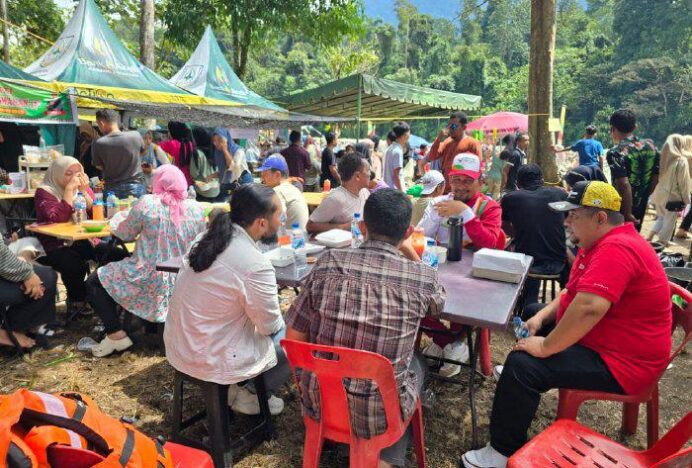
[
  {"x1": 557, "y1": 223, "x2": 671, "y2": 394},
  {"x1": 427, "y1": 135, "x2": 482, "y2": 189},
  {"x1": 464, "y1": 192, "x2": 503, "y2": 250}
]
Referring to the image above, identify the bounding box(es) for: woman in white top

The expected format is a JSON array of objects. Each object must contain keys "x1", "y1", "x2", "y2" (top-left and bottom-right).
[
  {"x1": 648, "y1": 134, "x2": 691, "y2": 245},
  {"x1": 165, "y1": 184, "x2": 289, "y2": 415}
]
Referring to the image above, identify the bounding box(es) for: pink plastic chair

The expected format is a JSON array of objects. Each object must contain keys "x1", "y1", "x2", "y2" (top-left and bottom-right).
[{"x1": 280, "y1": 339, "x2": 426, "y2": 468}]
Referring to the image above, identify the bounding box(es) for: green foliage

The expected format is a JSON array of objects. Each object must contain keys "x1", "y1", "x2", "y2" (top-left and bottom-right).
[{"x1": 6, "y1": 0, "x2": 64, "y2": 67}]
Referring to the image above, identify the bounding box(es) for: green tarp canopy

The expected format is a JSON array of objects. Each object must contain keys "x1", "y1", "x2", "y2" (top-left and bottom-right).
[
  {"x1": 278, "y1": 74, "x2": 482, "y2": 120},
  {"x1": 0, "y1": 79, "x2": 77, "y2": 125},
  {"x1": 23, "y1": 0, "x2": 226, "y2": 106},
  {"x1": 0, "y1": 59, "x2": 44, "y2": 82},
  {"x1": 170, "y1": 26, "x2": 284, "y2": 111}
]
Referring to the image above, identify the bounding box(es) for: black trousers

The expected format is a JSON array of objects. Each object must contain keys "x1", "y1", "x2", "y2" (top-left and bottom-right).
[
  {"x1": 490, "y1": 304, "x2": 623, "y2": 457},
  {"x1": 86, "y1": 271, "x2": 121, "y2": 334},
  {"x1": 38, "y1": 241, "x2": 128, "y2": 303},
  {"x1": 0, "y1": 265, "x2": 57, "y2": 331},
  {"x1": 681, "y1": 205, "x2": 692, "y2": 231},
  {"x1": 37, "y1": 241, "x2": 94, "y2": 302}
]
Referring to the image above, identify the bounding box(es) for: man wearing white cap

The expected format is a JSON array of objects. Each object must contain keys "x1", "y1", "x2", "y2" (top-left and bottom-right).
[
  {"x1": 410, "y1": 170, "x2": 446, "y2": 225},
  {"x1": 417, "y1": 152, "x2": 504, "y2": 377}
]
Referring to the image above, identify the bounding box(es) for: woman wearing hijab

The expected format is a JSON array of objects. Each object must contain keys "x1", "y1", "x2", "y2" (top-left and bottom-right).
[
  {"x1": 35, "y1": 157, "x2": 97, "y2": 315},
  {"x1": 212, "y1": 128, "x2": 251, "y2": 201},
  {"x1": 648, "y1": 134, "x2": 691, "y2": 245},
  {"x1": 86, "y1": 165, "x2": 206, "y2": 357},
  {"x1": 160, "y1": 121, "x2": 195, "y2": 186}
]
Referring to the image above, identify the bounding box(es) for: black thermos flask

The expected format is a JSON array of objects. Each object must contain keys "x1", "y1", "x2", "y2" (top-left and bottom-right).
[{"x1": 447, "y1": 217, "x2": 463, "y2": 261}]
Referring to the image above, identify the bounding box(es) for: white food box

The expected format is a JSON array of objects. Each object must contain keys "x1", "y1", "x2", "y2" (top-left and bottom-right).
[
  {"x1": 8, "y1": 172, "x2": 27, "y2": 194},
  {"x1": 315, "y1": 229, "x2": 352, "y2": 248},
  {"x1": 471, "y1": 248, "x2": 532, "y2": 283},
  {"x1": 264, "y1": 247, "x2": 295, "y2": 267}
]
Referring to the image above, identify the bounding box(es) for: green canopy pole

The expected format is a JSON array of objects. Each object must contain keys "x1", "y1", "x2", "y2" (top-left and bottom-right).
[{"x1": 355, "y1": 74, "x2": 362, "y2": 142}]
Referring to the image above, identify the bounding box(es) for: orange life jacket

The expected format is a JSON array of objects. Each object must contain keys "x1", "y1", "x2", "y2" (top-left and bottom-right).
[{"x1": 0, "y1": 389, "x2": 173, "y2": 468}]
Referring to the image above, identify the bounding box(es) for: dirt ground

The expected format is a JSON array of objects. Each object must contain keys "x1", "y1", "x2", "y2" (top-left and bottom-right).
[{"x1": 1, "y1": 213, "x2": 690, "y2": 467}]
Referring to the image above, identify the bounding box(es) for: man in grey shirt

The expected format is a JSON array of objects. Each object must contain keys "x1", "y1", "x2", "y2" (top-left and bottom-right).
[
  {"x1": 92, "y1": 109, "x2": 146, "y2": 198},
  {"x1": 383, "y1": 122, "x2": 410, "y2": 191}
]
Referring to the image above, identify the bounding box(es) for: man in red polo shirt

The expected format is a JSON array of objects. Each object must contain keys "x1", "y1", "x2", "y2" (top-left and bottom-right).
[
  {"x1": 426, "y1": 112, "x2": 482, "y2": 189},
  {"x1": 416, "y1": 153, "x2": 503, "y2": 377},
  {"x1": 463, "y1": 181, "x2": 672, "y2": 468}
]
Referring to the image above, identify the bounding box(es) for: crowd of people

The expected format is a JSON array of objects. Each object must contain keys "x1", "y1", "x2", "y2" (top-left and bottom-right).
[{"x1": 0, "y1": 106, "x2": 689, "y2": 468}]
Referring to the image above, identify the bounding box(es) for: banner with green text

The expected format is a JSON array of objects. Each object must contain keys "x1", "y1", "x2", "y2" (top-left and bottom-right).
[{"x1": 0, "y1": 79, "x2": 77, "y2": 125}]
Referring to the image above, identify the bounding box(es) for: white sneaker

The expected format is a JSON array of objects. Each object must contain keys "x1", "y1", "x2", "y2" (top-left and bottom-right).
[
  {"x1": 493, "y1": 365, "x2": 503, "y2": 382},
  {"x1": 462, "y1": 443, "x2": 508, "y2": 468},
  {"x1": 421, "y1": 342, "x2": 443, "y2": 366},
  {"x1": 439, "y1": 341, "x2": 470, "y2": 378},
  {"x1": 228, "y1": 385, "x2": 284, "y2": 416},
  {"x1": 91, "y1": 335, "x2": 133, "y2": 357}
]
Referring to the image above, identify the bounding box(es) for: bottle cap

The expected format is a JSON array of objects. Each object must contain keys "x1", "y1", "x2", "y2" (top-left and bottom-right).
[
  {"x1": 292, "y1": 223, "x2": 299, "y2": 229},
  {"x1": 354, "y1": 213, "x2": 361, "y2": 219},
  {"x1": 426, "y1": 239, "x2": 435, "y2": 246}
]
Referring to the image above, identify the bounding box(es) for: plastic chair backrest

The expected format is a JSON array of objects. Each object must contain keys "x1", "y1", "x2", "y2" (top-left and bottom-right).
[
  {"x1": 668, "y1": 282, "x2": 692, "y2": 363},
  {"x1": 280, "y1": 339, "x2": 407, "y2": 441}
]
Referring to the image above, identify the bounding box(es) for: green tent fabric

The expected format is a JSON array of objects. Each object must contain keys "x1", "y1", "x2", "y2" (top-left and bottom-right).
[
  {"x1": 0, "y1": 59, "x2": 44, "y2": 82},
  {"x1": 170, "y1": 26, "x2": 284, "y2": 111},
  {"x1": 25, "y1": 0, "x2": 187, "y2": 97},
  {"x1": 278, "y1": 74, "x2": 481, "y2": 119}
]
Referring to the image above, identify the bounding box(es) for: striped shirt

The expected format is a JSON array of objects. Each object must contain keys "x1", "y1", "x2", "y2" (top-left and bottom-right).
[
  {"x1": 285, "y1": 240, "x2": 446, "y2": 438},
  {"x1": 0, "y1": 241, "x2": 33, "y2": 283}
]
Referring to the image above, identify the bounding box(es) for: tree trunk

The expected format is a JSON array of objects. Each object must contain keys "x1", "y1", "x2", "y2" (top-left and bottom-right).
[
  {"x1": 237, "y1": 26, "x2": 251, "y2": 81},
  {"x1": 139, "y1": 0, "x2": 155, "y2": 69},
  {"x1": 528, "y1": 0, "x2": 557, "y2": 182},
  {"x1": 1, "y1": 0, "x2": 9, "y2": 63}
]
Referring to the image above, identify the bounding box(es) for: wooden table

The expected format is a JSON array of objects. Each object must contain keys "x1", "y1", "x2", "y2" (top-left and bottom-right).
[
  {"x1": 26, "y1": 222, "x2": 112, "y2": 242},
  {"x1": 0, "y1": 192, "x2": 35, "y2": 201},
  {"x1": 302, "y1": 192, "x2": 326, "y2": 208}
]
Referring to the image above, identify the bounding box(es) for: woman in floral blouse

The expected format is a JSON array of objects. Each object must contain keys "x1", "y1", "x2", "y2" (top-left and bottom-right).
[{"x1": 86, "y1": 165, "x2": 206, "y2": 357}]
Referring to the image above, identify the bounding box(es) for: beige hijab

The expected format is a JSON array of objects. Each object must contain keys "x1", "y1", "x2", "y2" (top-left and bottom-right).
[{"x1": 38, "y1": 156, "x2": 83, "y2": 201}]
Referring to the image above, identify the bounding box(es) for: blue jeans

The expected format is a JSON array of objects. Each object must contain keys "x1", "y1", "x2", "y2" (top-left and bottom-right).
[{"x1": 106, "y1": 181, "x2": 146, "y2": 199}]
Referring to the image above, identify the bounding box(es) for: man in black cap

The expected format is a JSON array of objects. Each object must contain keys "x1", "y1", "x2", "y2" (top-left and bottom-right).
[{"x1": 501, "y1": 164, "x2": 568, "y2": 305}]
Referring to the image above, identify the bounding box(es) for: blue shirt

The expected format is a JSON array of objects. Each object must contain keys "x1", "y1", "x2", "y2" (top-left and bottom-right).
[{"x1": 571, "y1": 138, "x2": 604, "y2": 167}]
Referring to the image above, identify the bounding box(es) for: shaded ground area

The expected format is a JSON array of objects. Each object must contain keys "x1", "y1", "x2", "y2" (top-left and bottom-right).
[{"x1": 1, "y1": 215, "x2": 689, "y2": 467}]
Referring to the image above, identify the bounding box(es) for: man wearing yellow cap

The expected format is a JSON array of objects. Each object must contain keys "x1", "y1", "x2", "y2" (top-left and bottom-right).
[{"x1": 463, "y1": 181, "x2": 672, "y2": 468}]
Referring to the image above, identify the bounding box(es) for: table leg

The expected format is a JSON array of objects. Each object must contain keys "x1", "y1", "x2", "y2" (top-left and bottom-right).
[{"x1": 466, "y1": 326, "x2": 481, "y2": 449}]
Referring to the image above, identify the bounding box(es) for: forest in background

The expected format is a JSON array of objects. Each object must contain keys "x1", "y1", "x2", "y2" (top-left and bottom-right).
[{"x1": 6, "y1": 0, "x2": 691, "y2": 145}]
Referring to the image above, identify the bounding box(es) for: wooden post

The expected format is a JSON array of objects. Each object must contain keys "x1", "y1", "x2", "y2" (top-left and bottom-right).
[
  {"x1": 1, "y1": 0, "x2": 9, "y2": 63},
  {"x1": 528, "y1": 0, "x2": 558, "y2": 182}
]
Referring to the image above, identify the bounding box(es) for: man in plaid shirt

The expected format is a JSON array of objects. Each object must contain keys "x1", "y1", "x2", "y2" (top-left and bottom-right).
[{"x1": 286, "y1": 189, "x2": 446, "y2": 467}]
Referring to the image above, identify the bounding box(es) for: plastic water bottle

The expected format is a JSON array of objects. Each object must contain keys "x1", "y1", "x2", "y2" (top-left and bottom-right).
[
  {"x1": 290, "y1": 223, "x2": 307, "y2": 274},
  {"x1": 106, "y1": 192, "x2": 118, "y2": 219},
  {"x1": 187, "y1": 186, "x2": 196, "y2": 200},
  {"x1": 277, "y1": 214, "x2": 290, "y2": 246},
  {"x1": 351, "y1": 213, "x2": 364, "y2": 248},
  {"x1": 421, "y1": 239, "x2": 439, "y2": 269},
  {"x1": 513, "y1": 316, "x2": 530, "y2": 339},
  {"x1": 73, "y1": 192, "x2": 87, "y2": 225}
]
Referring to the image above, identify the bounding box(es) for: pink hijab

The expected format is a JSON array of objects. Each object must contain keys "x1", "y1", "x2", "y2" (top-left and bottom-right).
[{"x1": 153, "y1": 164, "x2": 188, "y2": 228}]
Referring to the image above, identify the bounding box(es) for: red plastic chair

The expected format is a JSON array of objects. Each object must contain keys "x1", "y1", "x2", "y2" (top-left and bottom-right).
[
  {"x1": 280, "y1": 339, "x2": 426, "y2": 468},
  {"x1": 508, "y1": 411, "x2": 692, "y2": 467},
  {"x1": 164, "y1": 441, "x2": 214, "y2": 468},
  {"x1": 556, "y1": 282, "x2": 692, "y2": 448}
]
